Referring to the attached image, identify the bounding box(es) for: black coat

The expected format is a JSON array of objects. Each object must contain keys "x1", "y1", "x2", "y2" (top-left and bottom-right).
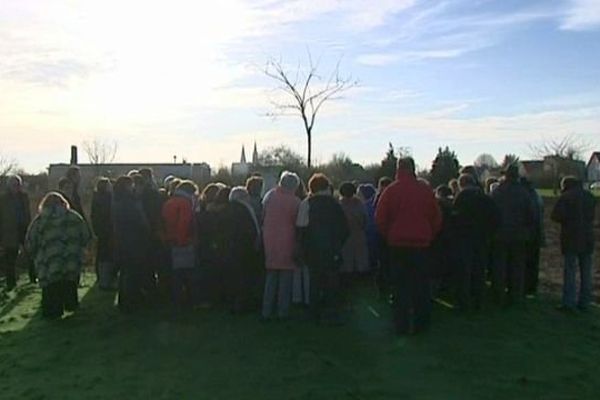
[
  {"x1": 91, "y1": 191, "x2": 113, "y2": 262},
  {"x1": 551, "y1": 187, "x2": 596, "y2": 255},
  {"x1": 301, "y1": 195, "x2": 349, "y2": 271},
  {"x1": 491, "y1": 180, "x2": 535, "y2": 242},
  {"x1": 112, "y1": 194, "x2": 151, "y2": 267},
  {"x1": 453, "y1": 187, "x2": 500, "y2": 244}
]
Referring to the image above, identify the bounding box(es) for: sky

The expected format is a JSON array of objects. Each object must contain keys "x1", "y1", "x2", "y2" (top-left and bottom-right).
[{"x1": 1, "y1": 0, "x2": 600, "y2": 173}]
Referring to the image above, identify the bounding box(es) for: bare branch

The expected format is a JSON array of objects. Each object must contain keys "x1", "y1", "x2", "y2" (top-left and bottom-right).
[
  {"x1": 529, "y1": 134, "x2": 591, "y2": 161},
  {"x1": 82, "y1": 138, "x2": 118, "y2": 165},
  {"x1": 0, "y1": 154, "x2": 17, "y2": 177}
]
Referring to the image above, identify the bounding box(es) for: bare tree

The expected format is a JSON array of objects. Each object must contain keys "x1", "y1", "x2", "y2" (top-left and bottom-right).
[
  {"x1": 529, "y1": 134, "x2": 590, "y2": 161},
  {"x1": 82, "y1": 138, "x2": 118, "y2": 165},
  {"x1": 0, "y1": 154, "x2": 17, "y2": 177},
  {"x1": 265, "y1": 53, "x2": 358, "y2": 168}
]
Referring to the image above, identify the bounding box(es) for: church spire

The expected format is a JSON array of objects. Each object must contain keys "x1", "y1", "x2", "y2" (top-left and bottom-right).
[
  {"x1": 240, "y1": 145, "x2": 247, "y2": 164},
  {"x1": 252, "y1": 142, "x2": 259, "y2": 165}
]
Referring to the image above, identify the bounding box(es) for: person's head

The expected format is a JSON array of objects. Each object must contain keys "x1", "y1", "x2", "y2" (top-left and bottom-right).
[
  {"x1": 127, "y1": 169, "x2": 139, "y2": 177},
  {"x1": 561, "y1": 176, "x2": 580, "y2": 192},
  {"x1": 229, "y1": 186, "x2": 250, "y2": 203},
  {"x1": 502, "y1": 164, "x2": 520, "y2": 181},
  {"x1": 58, "y1": 177, "x2": 74, "y2": 195},
  {"x1": 38, "y1": 191, "x2": 70, "y2": 214},
  {"x1": 113, "y1": 176, "x2": 134, "y2": 198},
  {"x1": 448, "y1": 178, "x2": 459, "y2": 195},
  {"x1": 131, "y1": 174, "x2": 145, "y2": 194},
  {"x1": 357, "y1": 183, "x2": 376, "y2": 201},
  {"x1": 489, "y1": 182, "x2": 500, "y2": 193},
  {"x1": 214, "y1": 186, "x2": 232, "y2": 205},
  {"x1": 139, "y1": 168, "x2": 154, "y2": 184},
  {"x1": 460, "y1": 165, "x2": 478, "y2": 182},
  {"x1": 435, "y1": 184, "x2": 453, "y2": 200},
  {"x1": 308, "y1": 173, "x2": 332, "y2": 195},
  {"x1": 66, "y1": 166, "x2": 81, "y2": 186},
  {"x1": 201, "y1": 183, "x2": 221, "y2": 204},
  {"x1": 339, "y1": 181, "x2": 357, "y2": 199},
  {"x1": 246, "y1": 176, "x2": 264, "y2": 197},
  {"x1": 417, "y1": 177, "x2": 431, "y2": 188},
  {"x1": 378, "y1": 176, "x2": 392, "y2": 192},
  {"x1": 519, "y1": 176, "x2": 533, "y2": 190},
  {"x1": 396, "y1": 157, "x2": 416, "y2": 177},
  {"x1": 176, "y1": 180, "x2": 198, "y2": 196},
  {"x1": 6, "y1": 175, "x2": 23, "y2": 193},
  {"x1": 485, "y1": 177, "x2": 499, "y2": 194},
  {"x1": 163, "y1": 175, "x2": 176, "y2": 189},
  {"x1": 279, "y1": 171, "x2": 300, "y2": 193},
  {"x1": 95, "y1": 177, "x2": 112, "y2": 194},
  {"x1": 168, "y1": 178, "x2": 181, "y2": 196},
  {"x1": 458, "y1": 173, "x2": 476, "y2": 191}
]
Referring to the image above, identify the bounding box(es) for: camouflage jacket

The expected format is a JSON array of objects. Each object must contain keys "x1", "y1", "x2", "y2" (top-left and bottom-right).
[{"x1": 25, "y1": 207, "x2": 90, "y2": 287}]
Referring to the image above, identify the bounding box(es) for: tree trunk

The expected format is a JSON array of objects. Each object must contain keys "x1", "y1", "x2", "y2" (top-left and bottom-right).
[{"x1": 307, "y1": 131, "x2": 312, "y2": 169}]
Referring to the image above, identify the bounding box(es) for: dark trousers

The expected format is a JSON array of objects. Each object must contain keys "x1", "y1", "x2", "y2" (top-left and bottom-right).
[
  {"x1": 524, "y1": 242, "x2": 541, "y2": 295},
  {"x1": 171, "y1": 268, "x2": 199, "y2": 311},
  {"x1": 456, "y1": 241, "x2": 485, "y2": 311},
  {"x1": 118, "y1": 267, "x2": 147, "y2": 313},
  {"x1": 309, "y1": 267, "x2": 340, "y2": 323},
  {"x1": 41, "y1": 280, "x2": 78, "y2": 318},
  {"x1": 492, "y1": 240, "x2": 526, "y2": 304},
  {"x1": 389, "y1": 247, "x2": 432, "y2": 334},
  {"x1": 2, "y1": 247, "x2": 18, "y2": 288},
  {"x1": 376, "y1": 242, "x2": 391, "y2": 299}
]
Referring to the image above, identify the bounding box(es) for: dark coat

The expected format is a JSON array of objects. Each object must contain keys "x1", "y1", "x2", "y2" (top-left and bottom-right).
[
  {"x1": 112, "y1": 193, "x2": 151, "y2": 267},
  {"x1": 551, "y1": 187, "x2": 596, "y2": 255},
  {"x1": 91, "y1": 191, "x2": 113, "y2": 262},
  {"x1": 301, "y1": 195, "x2": 349, "y2": 271},
  {"x1": 453, "y1": 187, "x2": 500, "y2": 244},
  {"x1": 491, "y1": 180, "x2": 535, "y2": 242},
  {"x1": 0, "y1": 190, "x2": 31, "y2": 248},
  {"x1": 70, "y1": 188, "x2": 86, "y2": 221}
]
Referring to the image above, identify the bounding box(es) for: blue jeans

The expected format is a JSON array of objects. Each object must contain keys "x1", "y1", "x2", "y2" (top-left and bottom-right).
[{"x1": 563, "y1": 253, "x2": 593, "y2": 309}]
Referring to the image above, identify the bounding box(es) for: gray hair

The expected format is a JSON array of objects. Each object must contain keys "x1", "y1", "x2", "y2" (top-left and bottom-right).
[
  {"x1": 229, "y1": 186, "x2": 250, "y2": 203},
  {"x1": 458, "y1": 173, "x2": 476, "y2": 190},
  {"x1": 279, "y1": 171, "x2": 300, "y2": 191}
]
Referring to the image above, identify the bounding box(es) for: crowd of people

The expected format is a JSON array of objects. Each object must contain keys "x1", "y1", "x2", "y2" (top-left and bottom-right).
[{"x1": 0, "y1": 157, "x2": 596, "y2": 335}]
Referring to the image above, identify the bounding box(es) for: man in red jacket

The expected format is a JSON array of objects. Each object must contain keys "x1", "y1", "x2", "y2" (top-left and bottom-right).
[{"x1": 375, "y1": 157, "x2": 442, "y2": 335}]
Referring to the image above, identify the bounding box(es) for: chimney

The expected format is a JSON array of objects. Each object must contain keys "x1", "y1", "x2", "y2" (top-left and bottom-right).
[{"x1": 70, "y1": 145, "x2": 78, "y2": 165}]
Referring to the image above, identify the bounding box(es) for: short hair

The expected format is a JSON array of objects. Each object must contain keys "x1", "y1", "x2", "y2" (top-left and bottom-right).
[
  {"x1": 279, "y1": 171, "x2": 300, "y2": 191},
  {"x1": 131, "y1": 173, "x2": 145, "y2": 188},
  {"x1": 201, "y1": 183, "x2": 221, "y2": 203},
  {"x1": 396, "y1": 157, "x2": 416, "y2": 176},
  {"x1": 127, "y1": 169, "x2": 139, "y2": 177},
  {"x1": 295, "y1": 179, "x2": 307, "y2": 200},
  {"x1": 561, "y1": 176, "x2": 580, "y2": 192},
  {"x1": 215, "y1": 186, "x2": 232, "y2": 205},
  {"x1": 58, "y1": 177, "x2": 72, "y2": 191},
  {"x1": 38, "y1": 191, "x2": 70, "y2": 213},
  {"x1": 378, "y1": 176, "x2": 392, "y2": 190},
  {"x1": 229, "y1": 186, "x2": 250, "y2": 203},
  {"x1": 460, "y1": 165, "x2": 478, "y2": 181},
  {"x1": 358, "y1": 183, "x2": 376, "y2": 201},
  {"x1": 176, "y1": 180, "x2": 198, "y2": 196},
  {"x1": 114, "y1": 176, "x2": 133, "y2": 198},
  {"x1": 435, "y1": 184, "x2": 453, "y2": 199},
  {"x1": 485, "y1": 177, "x2": 498, "y2": 193},
  {"x1": 139, "y1": 168, "x2": 154, "y2": 181},
  {"x1": 95, "y1": 177, "x2": 111, "y2": 193},
  {"x1": 246, "y1": 176, "x2": 264, "y2": 196},
  {"x1": 308, "y1": 173, "x2": 331, "y2": 194},
  {"x1": 448, "y1": 178, "x2": 459, "y2": 193},
  {"x1": 458, "y1": 173, "x2": 476, "y2": 189},
  {"x1": 339, "y1": 181, "x2": 357, "y2": 198}
]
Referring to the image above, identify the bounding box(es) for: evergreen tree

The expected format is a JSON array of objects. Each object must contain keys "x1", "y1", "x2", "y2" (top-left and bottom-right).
[{"x1": 429, "y1": 146, "x2": 460, "y2": 187}]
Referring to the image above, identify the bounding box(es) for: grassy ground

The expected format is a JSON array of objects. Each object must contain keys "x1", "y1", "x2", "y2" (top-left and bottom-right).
[{"x1": 1, "y1": 274, "x2": 599, "y2": 400}]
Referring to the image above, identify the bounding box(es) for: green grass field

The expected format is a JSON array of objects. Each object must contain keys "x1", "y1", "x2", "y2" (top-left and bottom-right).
[{"x1": 1, "y1": 274, "x2": 599, "y2": 400}]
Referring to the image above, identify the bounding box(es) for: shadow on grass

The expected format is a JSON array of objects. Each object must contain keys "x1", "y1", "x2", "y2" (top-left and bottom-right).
[{"x1": 1, "y1": 273, "x2": 600, "y2": 400}]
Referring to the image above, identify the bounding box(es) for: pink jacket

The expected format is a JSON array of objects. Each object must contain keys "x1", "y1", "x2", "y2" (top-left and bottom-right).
[{"x1": 262, "y1": 187, "x2": 301, "y2": 270}]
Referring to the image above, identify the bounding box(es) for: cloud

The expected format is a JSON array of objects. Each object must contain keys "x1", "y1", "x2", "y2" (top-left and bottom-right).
[{"x1": 561, "y1": 0, "x2": 600, "y2": 31}]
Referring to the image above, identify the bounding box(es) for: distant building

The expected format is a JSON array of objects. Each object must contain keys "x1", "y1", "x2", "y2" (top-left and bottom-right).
[
  {"x1": 48, "y1": 146, "x2": 211, "y2": 190},
  {"x1": 231, "y1": 142, "x2": 260, "y2": 177},
  {"x1": 587, "y1": 152, "x2": 600, "y2": 182},
  {"x1": 519, "y1": 156, "x2": 585, "y2": 188}
]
